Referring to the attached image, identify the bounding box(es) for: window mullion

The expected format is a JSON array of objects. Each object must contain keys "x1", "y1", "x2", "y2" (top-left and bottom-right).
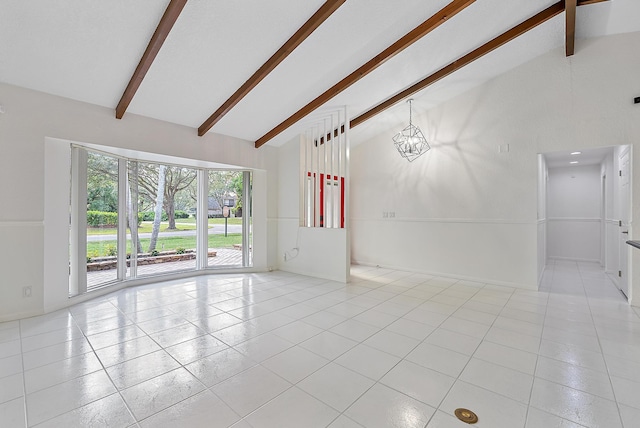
[
  {"x1": 70, "y1": 147, "x2": 88, "y2": 296},
  {"x1": 117, "y1": 159, "x2": 127, "y2": 280},
  {"x1": 197, "y1": 170, "x2": 208, "y2": 269},
  {"x1": 242, "y1": 171, "x2": 250, "y2": 266}
]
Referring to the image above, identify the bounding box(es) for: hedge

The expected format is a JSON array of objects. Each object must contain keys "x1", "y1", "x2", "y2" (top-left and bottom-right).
[
  {"x1": 87, "y1": 211, "x2": 144, "y2": 227},
  {"x1": 87, "y1": 211, "x2": 118, "y2": 227},
  {"x1": 140, "y1": 211, "x2": 188, "y2": 220},
  {"x1": 141, "y1": 211, "x2": 168, "y2": 221}
]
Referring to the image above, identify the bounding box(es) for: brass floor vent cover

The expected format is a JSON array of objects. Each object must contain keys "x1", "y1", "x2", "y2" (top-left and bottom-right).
[{"x1": 454, "y1": 408, "x2": 478, "y2": 424}]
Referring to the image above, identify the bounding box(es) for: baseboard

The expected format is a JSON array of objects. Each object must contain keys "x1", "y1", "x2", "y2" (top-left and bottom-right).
[
  {"x1": 547, "y1": 256, "x2": 602, "y2": 264},
  {"x1": 351, "y1": 260, "x2": 535, "y2": 290},
  {"x1": 0, "y1": 309, "x2": 46, "y2": 323},
  {"x1": 278, "y1": 265, "x2": 349, "y2": 283},
  {"x1": 538, "y1": 264, "x2": 547, "y2": 288}
]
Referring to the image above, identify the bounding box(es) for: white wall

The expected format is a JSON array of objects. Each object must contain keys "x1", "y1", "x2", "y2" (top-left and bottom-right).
[
  {"x1": 351, "y1": 31, "x2": 640, "y2": 296},
  {"x1": 547, "y1": 164, "x2": 602, "y2": 262},
  {"x1": 276, "y1": 136, "x2": 349, "y2": 282},
  {"x1": 537, "y1": 155, "x2": 548, "y2": 283},
  {"x1": 0, "y1": 83, "x2": 279, "y2": 321}
]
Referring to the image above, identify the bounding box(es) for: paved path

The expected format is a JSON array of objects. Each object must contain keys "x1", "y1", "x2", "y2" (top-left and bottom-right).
[{"x1": 87, "y1": 248, "x2": 244, "y2": 288}]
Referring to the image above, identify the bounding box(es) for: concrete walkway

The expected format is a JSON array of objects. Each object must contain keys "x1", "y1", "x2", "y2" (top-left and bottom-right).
[{"x1": 87, "y1": 248, "x2": 244, "y2": 289}]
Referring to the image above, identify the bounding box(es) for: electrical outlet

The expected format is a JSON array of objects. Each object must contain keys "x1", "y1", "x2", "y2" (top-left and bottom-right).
[
  {"x1": 634, "y1": 96, "x2": 640, "y2": 104},
  {"x1": 22, "y1": 286, "x2": 32, "y2": 298},
  {"x1": 389, "y1": 212, "x2": 395, "y2": 218}
]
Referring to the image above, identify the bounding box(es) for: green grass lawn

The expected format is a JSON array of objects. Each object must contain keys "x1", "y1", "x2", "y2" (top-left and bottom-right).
[
  {"x1": 88, "y1": 218, "x2": 242, "y2": 235},
  {"x1": 87, "y1": 233, "x2": 243, "y2": 258},
  {"x1": 177, "y1": 217, "x2": 243, "y2": 225}
]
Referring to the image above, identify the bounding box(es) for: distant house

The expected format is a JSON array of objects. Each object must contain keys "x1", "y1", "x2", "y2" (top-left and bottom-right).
[
  {"x1": 189, "y1": 197, "x2": 234, "y2": 218},
  {"x1": 208, "y1": 197, "x2": 222, "y2": 217}
]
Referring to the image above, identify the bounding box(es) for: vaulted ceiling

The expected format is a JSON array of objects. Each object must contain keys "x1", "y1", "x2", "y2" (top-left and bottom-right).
[{"x1": 1, "y1": 0, "x2": 638, "y2": 148}]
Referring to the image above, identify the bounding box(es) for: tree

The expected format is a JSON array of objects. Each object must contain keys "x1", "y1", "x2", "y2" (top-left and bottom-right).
[
  {"x1": 163, "y1": 166, "x2": 196, "y2": 228},
  {"x1": 89, "y1": 152, "x2": 198, "y2": 230},
  {"x1": 87, "y1": 185, "x2": 118, "y2": 212},
  {"x1": 208, "y1": 171, "x2": 237, "y2": 214},
  {"x1": 135, "y1": 164, "x2": 197, "y2": 229},
  {"x1": 147, "y1": 165, "x2": 166, "y2": 252},
  {"x1": 231, "y1": 172, "x2": 243, "y2": 216},
  {"x1": 87, "y1": 152, "x2": 118, "y2": 212}
]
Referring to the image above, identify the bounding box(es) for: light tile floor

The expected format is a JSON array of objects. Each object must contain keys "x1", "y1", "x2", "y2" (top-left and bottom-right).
[
  {"x1": 1, "y1": 260, "x2": 639, "y2": 427},
  {"x1": 87, "y1": 248, "x2": 244, "y2": 288}
]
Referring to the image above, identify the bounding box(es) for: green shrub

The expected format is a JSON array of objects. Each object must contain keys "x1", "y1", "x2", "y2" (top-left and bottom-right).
[
  {"x1": 175, "y1": 247, "x2": 185, "y2": 254},
  {"x1": 87, "y1": 211, "x2": 118, "y2": 227},
  {"x1": 141, "y1": 211, "x2": 168, "y2": 221},
  {"x1": 150, "y1": 249, "x2": 159, "y2": 256},
  {"x1": 87, "y1": 249, "x2": 99, "y2": 263},
  {"x1": 105, "y1": 244, "x2": 117, "y2": 256},
  {"x1": 174, "y1": 210, "x2": 189, "y2": 219},
  {"x1": 87, "y1": 211, "x2": 142, "y2": 227}
]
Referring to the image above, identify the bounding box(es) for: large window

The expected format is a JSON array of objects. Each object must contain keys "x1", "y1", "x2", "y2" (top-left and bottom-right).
[
  {"x1": 206, "y1": 171, "x2": 250, "y2": 268},
  {"x1": 86, "y1": 152, "x2": 120, "y2": 287},
  {"x1": 69, "y1": 147, "x2": 252, "y2": 296},
  {"x1": 130, "y1": 161, "x2": 199, "y2": 277}
]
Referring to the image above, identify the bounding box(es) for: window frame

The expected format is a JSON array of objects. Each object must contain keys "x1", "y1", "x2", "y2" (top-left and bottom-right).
[{"x1": 69, "y1": 146, "x2": 253, "y2": 297}]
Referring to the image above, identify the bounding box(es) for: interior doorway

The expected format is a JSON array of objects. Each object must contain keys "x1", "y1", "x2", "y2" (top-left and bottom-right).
[{"x1": 538, "y1": 145, "x2": 631, "y2": 300}]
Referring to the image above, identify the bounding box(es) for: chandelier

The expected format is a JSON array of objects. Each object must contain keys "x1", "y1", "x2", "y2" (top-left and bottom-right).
[{"x1": 393, "y1": 99, "x2": 430, "y2": 162}]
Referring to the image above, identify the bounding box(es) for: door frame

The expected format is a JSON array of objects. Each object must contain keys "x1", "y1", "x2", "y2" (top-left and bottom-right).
[{"x1": 617, "y1": 145, "x2": 632, "y2": 299}]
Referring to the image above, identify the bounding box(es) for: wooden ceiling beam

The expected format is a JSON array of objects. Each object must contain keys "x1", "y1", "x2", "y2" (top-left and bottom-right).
[
  {"x1": 116, "y1": 0, "x2": 187, "y2": 119},
  {"x1": 350, "y1": 2, "x2": 566, "y2": 129},
  {"x1": 577, "y1": 0, "x2": 609, "y2": 5},
  {"x1": 351, "y1": 0, "x2": 607, "y2": 128},
  {"x1": 198, "y1": 0, "x2": 346, "y2": 136},
  {"x1": 566, "y1": 0, "x2": 577, "y2": 56},
  {"x1": 254, "y1": 0, "x2": 477, "y2": 148}
]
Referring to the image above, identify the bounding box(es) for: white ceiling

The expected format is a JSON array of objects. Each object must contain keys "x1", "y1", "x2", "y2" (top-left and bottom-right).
[
  {"x1": 544, "y1": 146, "x2": 613, "y2": 169},
  {"x1": 1, "y1": 0, "x2": 639, "y2": 148}
]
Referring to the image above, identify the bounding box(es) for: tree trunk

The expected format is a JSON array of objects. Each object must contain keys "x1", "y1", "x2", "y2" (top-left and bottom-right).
[
  {"x1": 164, "y1": 192, "x2": 176, "y2": 230},
  {"x1": 128, "y1": 162, "x2": 143, "y2": 254},
  {"x1": 148, "y1": 165, "x2": 166, "y2": 252}
]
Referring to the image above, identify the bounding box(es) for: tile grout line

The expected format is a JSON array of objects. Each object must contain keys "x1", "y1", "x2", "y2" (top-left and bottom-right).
[
  {"x1": 579, "y1": 261, "x2": 627, "y2": 428},
  {"x1": 5, "y1": 264, "x2": 635, "y2": 427},
  {"x1": 17, "y1": 319, "x2": 28, "y2": 428},
  {"x1": 523, "y1": 258, "x2": 554, "y2": 428}
]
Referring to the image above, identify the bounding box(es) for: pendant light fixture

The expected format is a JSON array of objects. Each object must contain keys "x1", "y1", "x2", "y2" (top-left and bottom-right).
[{"x1": 393, "y1": 99, "x2": 430, "y2": 162}]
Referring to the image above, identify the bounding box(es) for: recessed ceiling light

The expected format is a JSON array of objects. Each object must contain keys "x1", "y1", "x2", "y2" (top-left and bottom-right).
[
  {"x1": 570, "y1": 161, "x2": 579, "y2": 164},
  {"x1": 571, "y1": 151, "x2": 581, "y2": 155}
]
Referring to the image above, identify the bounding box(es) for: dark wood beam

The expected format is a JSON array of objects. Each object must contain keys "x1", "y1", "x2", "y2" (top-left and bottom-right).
[
  {"x1": 254, "y1": 0, "x2": 477, "y2": 148},
  {"x1": 116, "y1": 0, "x2": 187, "y2": 119},
  {"x1": 350, "y1": 2, "x2": 565, "y2": 129},
  {"x1": 198, "y1": 0, "x2": 346, "y2": 136},
  {"x1": 577, "y1": 0, "x2": 609, "y2": 5},
  {"x1": 566, "y1": 0, "x2": 577, "y2": 56}
]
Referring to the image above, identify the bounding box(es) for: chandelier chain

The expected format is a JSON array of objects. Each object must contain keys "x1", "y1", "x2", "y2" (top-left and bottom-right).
[{"x1": 408, "y1": 99, "x2": 413, "y2": 126}]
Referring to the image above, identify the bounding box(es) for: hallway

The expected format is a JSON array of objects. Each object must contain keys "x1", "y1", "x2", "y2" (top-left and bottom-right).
[{"x1": 1, "y1": 261, "x2": 638, "y2": 427}]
